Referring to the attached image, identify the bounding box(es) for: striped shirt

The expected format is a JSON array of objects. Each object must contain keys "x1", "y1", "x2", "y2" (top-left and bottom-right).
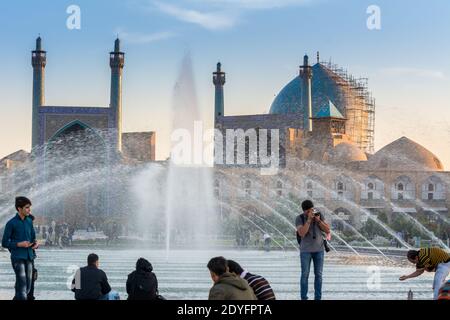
[
  {"x1": 242, "y1": 271, "x2": 276, "y2": 300},
  {"x1": 416, "y1": 247, "x2": 450, "y2": 270}
]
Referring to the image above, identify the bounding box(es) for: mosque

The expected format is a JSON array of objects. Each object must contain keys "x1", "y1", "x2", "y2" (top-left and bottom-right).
[
  {"x1": 212, "y1": 54, "x2": 449, "y2": 236},
  {"x1": 0, "y1": 37, "x2": 448, "y2": 237},
  {"x1": 0, "y1": 37, "x2": 155, "y2": 224}
]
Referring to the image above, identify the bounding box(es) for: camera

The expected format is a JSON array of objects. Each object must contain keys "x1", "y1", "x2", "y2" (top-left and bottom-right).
[
  {"x1": 323, "y1": 239, "x2": 331, "y2": 252},
  {"x1": 312, "y1": 208, "x2": 321, "y2": 217}
]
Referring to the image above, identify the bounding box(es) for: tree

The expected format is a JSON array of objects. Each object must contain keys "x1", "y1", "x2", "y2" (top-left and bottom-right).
[{"x1": 360, "y1": 218, "x2": 390, "y2": 239}]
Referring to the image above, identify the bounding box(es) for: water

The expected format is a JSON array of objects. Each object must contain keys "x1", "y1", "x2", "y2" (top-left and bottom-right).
[
  {"x1": 130, "y1": 53, "x2": 217, "y2": 257},
  {"x1": 0, "y1": 248, "x2": 435, "y2": 300}
]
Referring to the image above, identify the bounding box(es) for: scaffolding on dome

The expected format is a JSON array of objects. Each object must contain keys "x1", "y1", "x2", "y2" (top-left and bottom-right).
[{"x1": 320, "y1": 61, "x2": 375, "y2": 154}]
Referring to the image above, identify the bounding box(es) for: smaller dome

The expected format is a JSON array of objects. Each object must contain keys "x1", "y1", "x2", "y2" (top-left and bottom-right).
[
  {"x1": 368, "y1": 136, "x2": 444, "y2": 171},
  {"x1": 330, "y1": 142, "x2": 367, "y2": 164}
]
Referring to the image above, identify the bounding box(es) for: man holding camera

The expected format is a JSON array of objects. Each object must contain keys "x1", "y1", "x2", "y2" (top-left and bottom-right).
[
  {"x1": 1, "y1": 197, "x2": 39, "y2": 300},
  {"x1": 296, "y1": 200, "x2": 330, "y2": 300}
]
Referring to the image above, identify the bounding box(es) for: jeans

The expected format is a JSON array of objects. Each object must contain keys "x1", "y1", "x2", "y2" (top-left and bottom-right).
[
  {"x1": 433, "y1": 261, "x2": 450, "y2": 300},
  {"x1": 98, "y1": 291, "x2": 120, "y2": 300},
  {"x1": 300, "y1": 251, "x2": 324, "y2": 300},
  {"x1": 11, "y1": 259, "x2": 33, "y2": 300}
]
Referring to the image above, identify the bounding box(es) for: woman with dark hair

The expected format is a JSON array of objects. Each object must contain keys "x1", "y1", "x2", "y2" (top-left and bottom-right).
[{"x1": 126, "y1": 258, "x2": 159, "y2": 300}]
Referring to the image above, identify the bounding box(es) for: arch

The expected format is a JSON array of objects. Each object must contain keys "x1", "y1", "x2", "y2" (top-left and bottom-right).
[
  {"x1": 45, "y1": 120, "x2": 108, "y2": 169},
  {"x1": 392, "y1": 175, "x2": 415, "y2": 200},
  {"x1": 362, "y1": 175, "x2": 385, "y2": 200},
  {"x1": 48, "y1": 120, "x2": 106, "y2": 146},
  {"x1": 421, "y1": 175, "x2": 446, "y2": 200},
  {"x1": 303, "y1": 175, "x2": 325, "y2": 200},
  {"x1": 332, "y1": 175, "x2": 354, "y2": 200},
  {"x1": 43, "y1": 120, "x2": 109, "y2": 217}
]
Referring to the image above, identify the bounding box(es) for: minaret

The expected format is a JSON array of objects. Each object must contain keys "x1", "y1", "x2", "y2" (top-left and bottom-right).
[
  {"x1": 109, "y1": 38, "x2": 125, "y2": 152},
  {"x1": 300, "y1": 54, "x2": 313, "y2": 131},
  {"x1": 31, "y1": 36, "x2": 46, "y2": 148},
  {"x1": 213, "y1": 62, "x2": 226, "y2": 124}
]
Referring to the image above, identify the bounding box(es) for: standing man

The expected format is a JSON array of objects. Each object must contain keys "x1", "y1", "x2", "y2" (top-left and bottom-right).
[
  {"x1": 1, "y1": 197, "x2": 39, "y2": 300},
  {"x1": 400, "y1": 247, "x2": 450, "y2": 300},
  {"x1": 296, "y1": 200, "x2": 330, "y2": 300}
]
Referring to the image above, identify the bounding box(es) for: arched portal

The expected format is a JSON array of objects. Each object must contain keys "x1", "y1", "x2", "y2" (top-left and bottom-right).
[{"x1": 43, "y1": 120, "x2": 108, "y2": 221}]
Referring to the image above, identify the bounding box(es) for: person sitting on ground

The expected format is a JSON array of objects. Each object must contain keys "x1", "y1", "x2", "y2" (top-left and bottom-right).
[
  {"x1": 400, "y1": 247, "x2": 450, "y2": 300},
  {"x1": 207, "y1": 256, "x2": 256, "y2": 300},
  {"x1": 126, "y1": 258, "x2": 158, "y2": 300},
  {"x1": 227, "y1": 259, "x2": 276, "y2": 300},
  {"x1": 71, "y1": 253, "x2": 119, "y2": 300}
]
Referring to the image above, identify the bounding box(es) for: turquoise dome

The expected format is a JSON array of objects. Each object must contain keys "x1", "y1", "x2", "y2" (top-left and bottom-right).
[{"x1": 269, "y1": 63, "x2": 348, "y2": 125}]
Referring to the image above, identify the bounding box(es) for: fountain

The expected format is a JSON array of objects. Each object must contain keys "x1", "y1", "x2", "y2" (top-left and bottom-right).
[{"x1": 0, "y1": 53, "x2": 447, "y2": 301}]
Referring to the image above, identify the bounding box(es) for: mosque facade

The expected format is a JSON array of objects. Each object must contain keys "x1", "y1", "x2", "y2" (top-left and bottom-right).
[{"x1": 212, "y1": 55, "x2": 449, "y2": 239}]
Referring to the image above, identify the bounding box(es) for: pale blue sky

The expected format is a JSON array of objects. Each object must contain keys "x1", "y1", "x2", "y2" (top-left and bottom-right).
[{"x1": 0, "y1": 0, "x2": 449, "y2": 168}]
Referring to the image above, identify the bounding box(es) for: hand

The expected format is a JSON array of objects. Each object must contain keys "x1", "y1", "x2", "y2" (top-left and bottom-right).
[
  {"x1": 314, "y1": 215, "x2": 321, "y2": 223},
  {"x1": 17, "y1": 241, "x2": 31, "y2": 248},
  {"x1": 31, "y1": 242, "x2": 39, "y2": 250},
  {"x1": 399, "y1": 275, "x2": 408, "y2": 281}
]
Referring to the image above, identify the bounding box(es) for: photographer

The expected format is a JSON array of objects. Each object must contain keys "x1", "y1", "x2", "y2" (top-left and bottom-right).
[{"x1": 296, "y1": 200, "x2": 330, "y2": 300}]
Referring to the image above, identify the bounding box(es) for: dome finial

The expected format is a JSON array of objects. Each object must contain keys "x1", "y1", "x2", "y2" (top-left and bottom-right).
[
  {"x1": 317, "y1": 51, "x2": 320, "y2": 64},
  {"x1": 217, "y1": 62, "x2": 221, "y2": 72}
]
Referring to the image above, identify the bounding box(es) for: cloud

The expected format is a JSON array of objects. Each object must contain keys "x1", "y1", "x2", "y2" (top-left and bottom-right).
[
  {"x1": 198, "y1": 0, "x2": 314, "y2": 9},
  {"x1": 153, "y1": 1, "x2": 238, "y2": 30},
  {"x1": 149, "y1": 0, "x2": 317, "y2": 30},
  {"x1": 380, "y1": 67, "x2": 445, "y2": 80},
  {"x1": 116, "y1": 29, "x2": 176, "y2": 44}
]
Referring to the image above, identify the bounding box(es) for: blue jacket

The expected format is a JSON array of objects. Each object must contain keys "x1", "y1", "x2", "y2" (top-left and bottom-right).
[{"x1": 1, "y1": 214, "x2": 36, "y2": 261}]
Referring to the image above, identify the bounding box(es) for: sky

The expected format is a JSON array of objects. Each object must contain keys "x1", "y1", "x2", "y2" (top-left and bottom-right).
[{"x1": 0, "y1": 0, "x2": 449, "y2": 168}]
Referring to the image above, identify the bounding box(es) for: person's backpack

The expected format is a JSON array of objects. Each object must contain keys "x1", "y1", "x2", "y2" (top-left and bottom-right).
[
  {"x1": 295, "y1": 214, "x2": 305, "y2": 246},
  {"x1": 129, "y1": 271, "x2": 158, "y2": 300}
]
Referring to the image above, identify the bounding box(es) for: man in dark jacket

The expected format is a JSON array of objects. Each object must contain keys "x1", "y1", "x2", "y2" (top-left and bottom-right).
[
  {"x1": 207, "y1": 256, "x2": 256, "y2": 300},
  {"x1": 71, "y1": 253, "x2": 118, "y2": 300},
  {"x1": 126, "y1": 257, "x2": 158, "y2": 300},
  {"x1": 1, "y1": 197, "x2": 39, "y2": 300}
]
